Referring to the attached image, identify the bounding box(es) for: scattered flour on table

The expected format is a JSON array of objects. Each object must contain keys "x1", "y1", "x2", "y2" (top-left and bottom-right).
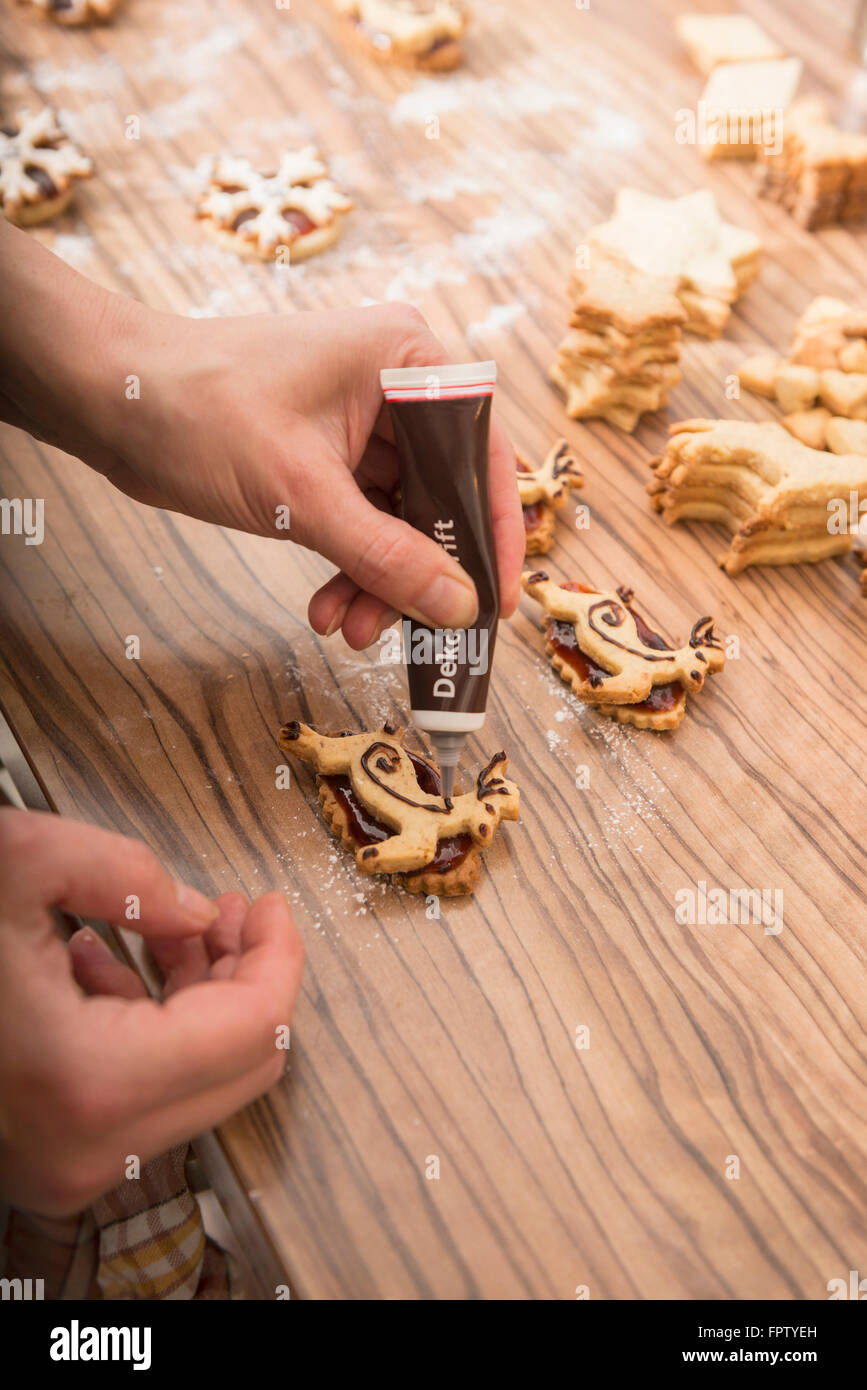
[
  {"x1": 588, "y1": 106, "x2": 644, "y2": 150},
  {"x1": 55, "y1": 102, "x2": 119, "y2": 149},
  {"x1": 532, "y1": 664, "x2": 672, "y2": 854},
  {"x1": 143, "y1": 89, "x2": 216, "y2": 137},
  {"x1": 142, "y1": 21, "x2": 253, "y2": 84},
  {"x1": 389, "y1": 67, "x2": 584, "y2": 126},
  {"x1": 275, "y1": 22, "x2": 321, "y2": 62},
  {"x1": 28, "y1": 54, "x2": 125, "y2": 96},
  {"x1": 466, "y1": 302, "x2": 528, "y2": 346},
  {"x1": 50, "y1": 229, "x2": 98, "y2": 269}
]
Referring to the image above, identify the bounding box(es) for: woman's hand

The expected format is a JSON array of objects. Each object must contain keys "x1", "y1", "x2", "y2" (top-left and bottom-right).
[
  {"x1": 0, "y1": 221, "x2": 524, "y2": 649},
  {"x1": 0, "y1": 808, "x2": 303, "y2": 1216}
]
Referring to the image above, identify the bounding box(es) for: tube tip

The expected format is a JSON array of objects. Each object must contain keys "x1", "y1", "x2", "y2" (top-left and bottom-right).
[
  {"x1": 440, "y1": 764, "x2": 455, "y2": 803},
  {"x1": 429, "y1": 731, "x2": 466, "y2": 806}
]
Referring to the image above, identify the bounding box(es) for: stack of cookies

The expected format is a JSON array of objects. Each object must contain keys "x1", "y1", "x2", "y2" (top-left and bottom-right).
[
  {"x1": 697, "y1": 57, "x2": 801, "y2": 161},
  {"x1": 675, "y1": 13, "x2": 801, "y2": 162},
  {"x1": 757, "y1": 98, "x2": 867, "y2": 228},
  {"x1": 587, "y1": 188, "x2": 762, "y2": 338},
  {"x1": 676, "y1": 13, "x2": 785, "y2": 73},
  {"x1": 739, "y1": 296, "x2": 867, "y2": 454},
  {"x1": 647, "y1": 417, "x2": 867, "y2": 578},
  {"x1": 550, "y1": 251, "x2": 686, "y2": 431}
]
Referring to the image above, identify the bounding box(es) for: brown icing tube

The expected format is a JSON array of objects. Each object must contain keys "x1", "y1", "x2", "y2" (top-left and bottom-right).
[{"x1": 380, "y1": 361, "x2": 499, "y2": 800}]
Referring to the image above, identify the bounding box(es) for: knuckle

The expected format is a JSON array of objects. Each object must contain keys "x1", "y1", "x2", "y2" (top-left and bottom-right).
[{"x1": 352, "y1": 522, "x2": 416, "y2": 592}]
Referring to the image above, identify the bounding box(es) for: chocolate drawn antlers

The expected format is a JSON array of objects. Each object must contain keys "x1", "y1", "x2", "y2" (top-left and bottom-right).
[{"x1": 516, "y1": 439, "x2": 583, "y2": 508}]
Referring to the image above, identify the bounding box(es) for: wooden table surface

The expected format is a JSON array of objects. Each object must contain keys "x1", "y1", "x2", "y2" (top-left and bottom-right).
[{"x1": 2, "y1": 0, "x2": 866, "y2": 1299}]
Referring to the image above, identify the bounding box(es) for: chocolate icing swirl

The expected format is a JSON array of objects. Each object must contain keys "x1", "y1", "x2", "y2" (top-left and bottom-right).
[{"x1": 360, "y1": 741, "x2": 449, "y2": 814}]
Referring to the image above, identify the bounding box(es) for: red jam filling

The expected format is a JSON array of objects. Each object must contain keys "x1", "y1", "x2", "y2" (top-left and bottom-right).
[
  {"x1": 324, "y1": 750, "x2": 472, "y2": 875},
  {"x1": 550, "y1": 582, "x2": 683, "y2": 709},
  {"x1": 282, "y1": 209, "x2": 316, "y2": 235},
  {"x1": 547, "y1": 620, "x2": 610, "y2": 685},
  {"x1": 522, "y1": 503, "x2": 543, "y2": 532},
  {"x1": 629, "y1": 683, "x2": 685, "y2": 714},
  {"x1": 231, "y1": 208, "x2": 316, "y2": 235}
]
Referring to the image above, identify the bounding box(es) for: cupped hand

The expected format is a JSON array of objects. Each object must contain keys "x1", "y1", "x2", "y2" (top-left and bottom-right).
[{"x1": 0, "y1": 808, "x2": 303, "y2": 1217}]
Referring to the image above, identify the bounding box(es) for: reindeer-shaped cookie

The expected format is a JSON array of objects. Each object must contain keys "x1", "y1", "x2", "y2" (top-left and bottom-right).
[
  {"x1": 522, "y1": 571, "x2": 725, "y2": 706},
  {"x1": 516, "y1": 439, "x2": 583, "y2": 508},
  {"x1": 517, "y1": 440, "x2": 583, "y2": 555},
  {"x1": 279, "y1": 722, "x2": 520, "y2": 875}
]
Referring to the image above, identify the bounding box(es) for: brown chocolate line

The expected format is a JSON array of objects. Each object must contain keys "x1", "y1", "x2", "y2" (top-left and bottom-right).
[
  {"x1": 587, "y1": 597, "x2": 670, "y2": 663},
  {"x1": 360, "y1": 741, "x2": 448, "y2": 814},
  {"x1": 476, "y1": 752, "x2": 510, "y2": 799}
]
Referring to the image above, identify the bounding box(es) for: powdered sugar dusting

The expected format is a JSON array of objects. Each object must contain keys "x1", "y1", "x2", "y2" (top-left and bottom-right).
[{"x1": 466, "y1": 302, "x2": 528, "y2": 346}]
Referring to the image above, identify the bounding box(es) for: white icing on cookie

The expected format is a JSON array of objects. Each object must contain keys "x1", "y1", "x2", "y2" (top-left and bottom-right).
[
  {"x1": 0, "y1": 108, "x2": 92, "y2": 218},
  {"x1": 333, "y1": 0, "x2": 465, "y2": 52}
]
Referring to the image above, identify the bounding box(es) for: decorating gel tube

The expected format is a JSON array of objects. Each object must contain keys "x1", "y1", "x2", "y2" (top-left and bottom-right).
[{"x1": 380, "y1": 360, "x2": 499, "y2": 801}]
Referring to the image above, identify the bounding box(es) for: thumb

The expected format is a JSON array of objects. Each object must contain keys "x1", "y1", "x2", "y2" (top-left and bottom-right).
[{"x1": 306, "y1": 484, "x2": 480, "y2": 629}]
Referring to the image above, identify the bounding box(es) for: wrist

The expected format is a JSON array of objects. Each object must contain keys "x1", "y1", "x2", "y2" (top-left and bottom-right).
[{"x1": 0, "y1": 219, "x2": 153, "y2": 464}]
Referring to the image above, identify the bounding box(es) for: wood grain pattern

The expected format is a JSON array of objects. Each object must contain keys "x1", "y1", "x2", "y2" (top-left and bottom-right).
[{"x1": 1, "y1": 0, "x2": 866, "y2": 1299}]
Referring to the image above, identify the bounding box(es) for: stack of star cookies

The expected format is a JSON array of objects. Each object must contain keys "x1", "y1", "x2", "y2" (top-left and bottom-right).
[
  {"x1": 676, "y1": 13, "x2": 785, "y2": 74},
  {"x1": 675, "y1": 14, "x2": 802, "y2": 162},
  {"x1": 587, "y1": 188, "x2": 762, "y2": 338},
  {"x1": 549, "y1": 251, "x2": 686, "y2": 431},
  {"x1": 757, "y1": 98, "x2": 867, "y2": 228},
  {"x1": 647, "y1": 417, "x2": 867, "y2": 577},
  {"x1": 738, "y1": 296, "x2": 867, "y2": 454}
]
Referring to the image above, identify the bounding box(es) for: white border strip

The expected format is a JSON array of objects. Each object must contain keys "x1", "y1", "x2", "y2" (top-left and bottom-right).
[{"x1": 381, "y1": 360, "x2": 497, "y2": 399}]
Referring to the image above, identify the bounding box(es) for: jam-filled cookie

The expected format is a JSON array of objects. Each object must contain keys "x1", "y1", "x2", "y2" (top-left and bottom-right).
[
  {"x1": 0, "y1": 109, "x2": 92, "y2": 227},
  {"x1": 278, "y1": 721, "x2": 519, "y2": 896},
  {"x1": 517, "y1": 439, "x2": 583, "y2": 555},
  {"x1": 330, "y1": 0, "x2": 468, "y2": 72},
  {"x1": 18, "y1": 0, "x2": 119, "y2": 23},
  {"x1": 195, "y1": 148, "x2": 353, "y2": 263},
  {"x1": 522, "y1": 572, "x2": 725, "y2": 731}
]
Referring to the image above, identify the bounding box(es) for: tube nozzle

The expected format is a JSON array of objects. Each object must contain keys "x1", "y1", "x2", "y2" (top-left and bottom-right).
[{"x1": 429, "y1": 731, "x2": 466, "y2": 805}]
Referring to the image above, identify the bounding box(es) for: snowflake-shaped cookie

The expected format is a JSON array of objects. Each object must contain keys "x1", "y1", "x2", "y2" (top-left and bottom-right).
[
  {"x1": 18, "y1": 0, "x2": 120, "y2": 24},
  {"x1": 0, "y1": 108, "x2": 93, "y2": 226},
  {"x1": 331, "y1": 0, "x2": 467, "y2": 70},
  {"x1": 195, "y1": 148, "x2": 353, "y2": 262}
]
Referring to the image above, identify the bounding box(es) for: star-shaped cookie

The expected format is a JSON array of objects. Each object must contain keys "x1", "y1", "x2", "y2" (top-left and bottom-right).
[
  {"x1": 589, "y1": 188, "x2": 762, "y2": 336},
  {"x1": 330, "y1": 0, "x2": 467, "y2": 71}
]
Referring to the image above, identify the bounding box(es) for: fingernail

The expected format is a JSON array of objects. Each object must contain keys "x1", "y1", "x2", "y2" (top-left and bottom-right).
[
  {"x1": 360, "y1": 608, "x2": 400, "y2": 650},
  {"x1": 324, "y1": 599, "x2": 353, "y2": 637},
  {"x1": 175, "y1": 883, "x2": 219, "y2": 924},
  {"x1": 417, "y1": 572, "x2": 478, "y2": 628}
]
